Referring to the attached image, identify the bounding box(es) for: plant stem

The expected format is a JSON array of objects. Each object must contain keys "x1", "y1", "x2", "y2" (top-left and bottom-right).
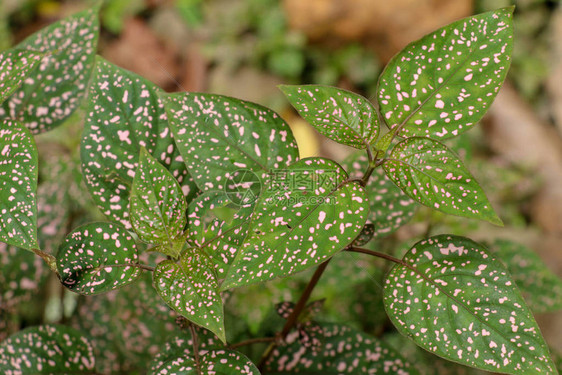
[
  {"x1": 229, "y1": 336, "x2": 276, "y2": 350},
  {"x1": 189, "y1": 323, "x2": 201, "y2": 374},
  {"x1": 346, "y1": 246, "x2": 404, "y2": 265},
  {"x1": 135, "y1": 263, "x2": 156, "y2": 272},
  {"x1": 32, "y1": 249, "x2": 58, "y2": 273},
  {"x1": 361, "y1": 145, "x2": 378, "y2": 186},
  {"x1": 257, "y1": 258, "x2": 331, "y2": 371}
]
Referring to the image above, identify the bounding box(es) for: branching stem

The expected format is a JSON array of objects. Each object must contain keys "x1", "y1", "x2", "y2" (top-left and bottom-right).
[
  {"x1": 257, "y1": 258, "x2": 331, "y2": 371},
  {"x1": 361, "y1": 144, "x2": 378, "y2": 185},
  {"x1": 229, "y1": 336, "x2": 276, "y2": 350},
  {"x1": 346, "y1": 246, "x2": 404, "y2": 265}
]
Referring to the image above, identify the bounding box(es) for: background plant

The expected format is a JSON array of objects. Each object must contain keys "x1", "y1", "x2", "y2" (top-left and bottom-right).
[{"x1": 1, "y1": 3, "x2": 561, "y2": 375}]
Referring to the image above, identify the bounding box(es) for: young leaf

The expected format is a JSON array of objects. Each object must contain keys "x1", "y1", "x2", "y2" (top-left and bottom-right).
[
  {"x1": 222, "y1": 157, "x2": 369, "y2": 290},
  {"x1": 279, "y1": 84, "x2": 379, "y2": 149},
  {"x1": 0, "y1": 119, "x2": 38, "y2": 250},
  {"x1": 491, "y1": 239, "x2": 562, "y2": 313},
  {"x1": 377, "y1": 8, "x2": 513, "y2": 139},
  {"x1": 150, "y1": 349, "x2": 259, "y2": 375},
  {"x1": 130, "y1": 148, "x2": 188, "y2": 257},
  {"x1": 81, "y1": 58, "x2": 196, "y2": 228},
  {"x1": 162, "y1": 92, "x2": 299, "y2": 191},
  {"x1": 263, "y1": 323, "x2": 418, "y2": 374},
  {"x1": 57, "y1": 222, "x2": 142, "y2": 295},
  {"x1": 0, "y1": 49, "x2": 42, "y2": 104},
  {"x1": 186, "y1": 191, "x2": 253, "y2": 276},
  {"x1": 0, "y1": 325, "x2": 96, "y2": 374},
  {"x1": 383, "y1": 137, "x2": 501, "y2": 225},
  {"x1": 153, "y1": 249, "x2": 225, "y2": 343},
  {"x1": 0, "y1": 7, "x2": 100, "y2": 133},
  {"x1": 384, "y1": 234, "x2": 557, "y2": 374},
  {"x1": 187, "y1": 191, "x2": 235, "y2": 246},
  {"x1": 343, "y1": 152, "x2": 417, "y2": 238}
]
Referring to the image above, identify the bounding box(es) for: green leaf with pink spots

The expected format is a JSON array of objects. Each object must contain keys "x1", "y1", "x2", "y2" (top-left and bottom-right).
[
  {"x1": 130, "y1": 148, "x2": 188, "y2": 258},
  {"x1": 0, "y1": 49, "x2": 43, "y2": 104},
  {"x1": 342, "y1": 152, "x2": 417, "y2": 238},
  {"x1": 280, "y1": 84, "x2": 379, "y2": 149},
  {"x1": 153, "y1": 248, "x2": 225, "y2": 343},
  {"x1": 222, "y1": 158, "x2": 369, "y2": 290},
  {"x1": 1, "y1": 155, "x2": 74, "y2": 310},
  {"x1": 56, "y1": 222, "x2": 142, "y2": 295},
  {"x1": 0, "y1": 6, "x2": 100, "y2": 134},
  {"x1": 491, "y1": 239, "x2": 562, "y2": 314},
  {"x1": 377, "y1": 8, "x2": 513, "y2": 139},
  {"x1": 148, "y1": 332, "x2": 222, "y2": 374},
  {"x1": 383, "y1": 137, "x2": 501, "y2": 225},
  {"x1": 383, "y1": 235, "x2": 557, "y2": 375},
  {"x1": 0, "y1": 325, "x2": 96, "y2": 374},
  {"x1": 263, "y1": 323, "x2": 418, "y2": 374},
  {"x1": 149, "y1": 347, "x2": 259, "y2": 375},
  {"x1": 0, "y1": 119, "x2": 38, "y2": 251},
  {"x1": 81, "y1": 58, "x2": 197, "y2": 229},
  {"x1": 162, "y1": 92, "x2": 299, "y2": 192},
  {"x1": 186, "y1": 191, "x2": 254, "y2": 277}
]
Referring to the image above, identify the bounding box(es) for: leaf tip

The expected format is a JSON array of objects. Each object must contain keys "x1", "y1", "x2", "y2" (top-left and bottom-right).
[
  {"x1": 278, "y1": 84, "x2": 292, "y2": 95},
  {"x1": 488, "y1": 214, "x2": 504, "y2": 227},
  {"x1": 218, "y1": 281, "x2": 232, "y2": 293},
  {"x1": 216, "y1": 328, "x2": 227, "y2": 345},
  {"x1": 502, "y1": 5, "x2": 516, "y2": 15}
]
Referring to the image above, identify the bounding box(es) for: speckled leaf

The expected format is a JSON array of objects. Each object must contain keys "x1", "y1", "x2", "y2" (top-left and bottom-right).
[
  {"x1": 70, "y1": 292, "x2": 126, "y2": 374},
  {"x1": 222, "y1": 158, "x2": 369, "y2": 290},
  {"x1": 0, "y1": 119, "x2": 38, "y2": 250},
  {"x1": 383, "y1": 235, "x2": 557, "y2": 374},
  {"x1": 0, "y1": 325, "x2": 96, "y2": 374},
  {"x1": 280, "y1": 84, "x2": 379, "y2": 149},
  {"x1": 153, "y1": 249, "x2": 225, "y2": 342},
  {"x1": 383, "y1": 137, "x2": 501, "y2": 225},
  {"x1": 0, "y1": 158, "x2": 71, "y2": 310},
  {"x1": 151, "y1": 349, "x2": 259, "y2": 375},
  {"x1": 0, "y1": 7, "x2": 99, "y2": 133},
  {"x1": 57, "y1": 222, "x2": 142, "y2": 295},
  {"x1": 351, "y1": 223, "x2": 376, "y2": 246},
  {"x1": 491, "y1": 239, "x2": 562, "y2": 313},
  {"x1": 186, "y1": 191, "x2": 254, "y2": 276},
  {"x1": 130, "y1": 148, "x2": 187, "y2": 257},
  {"x1": 186, "y1": 191, "x2": 236, "y2": 247},
  {"x1": 149, "y1": 333, "x2": 222, "y2": 374},
  {"x1": 0, "y1": 49, "x2": 42, "y2": 104},
  {"x1": 385, "y1": 332, "x2": 487, "y2": 375},
  {"x1": 343, "y1": 152, "x2": 417, "y2": 238},
  {"x1": 81, "y1": 57, "x2": 196, "y2": 229},
  {"x1": 264, "y1": 323, "x2": 417, "y2": 374},
  {"x1": 71, "y1": 269, "x2": 193, "y2": 374},
  {"x1": 377, "y1": 8, "x2": 513, "y2": 139},
  {"x1": 162, "y1": 92, "x2": 299, "y2": 191},
  {"x1": 0, "y1": 243, "x2": 49, "y2": 312}
]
